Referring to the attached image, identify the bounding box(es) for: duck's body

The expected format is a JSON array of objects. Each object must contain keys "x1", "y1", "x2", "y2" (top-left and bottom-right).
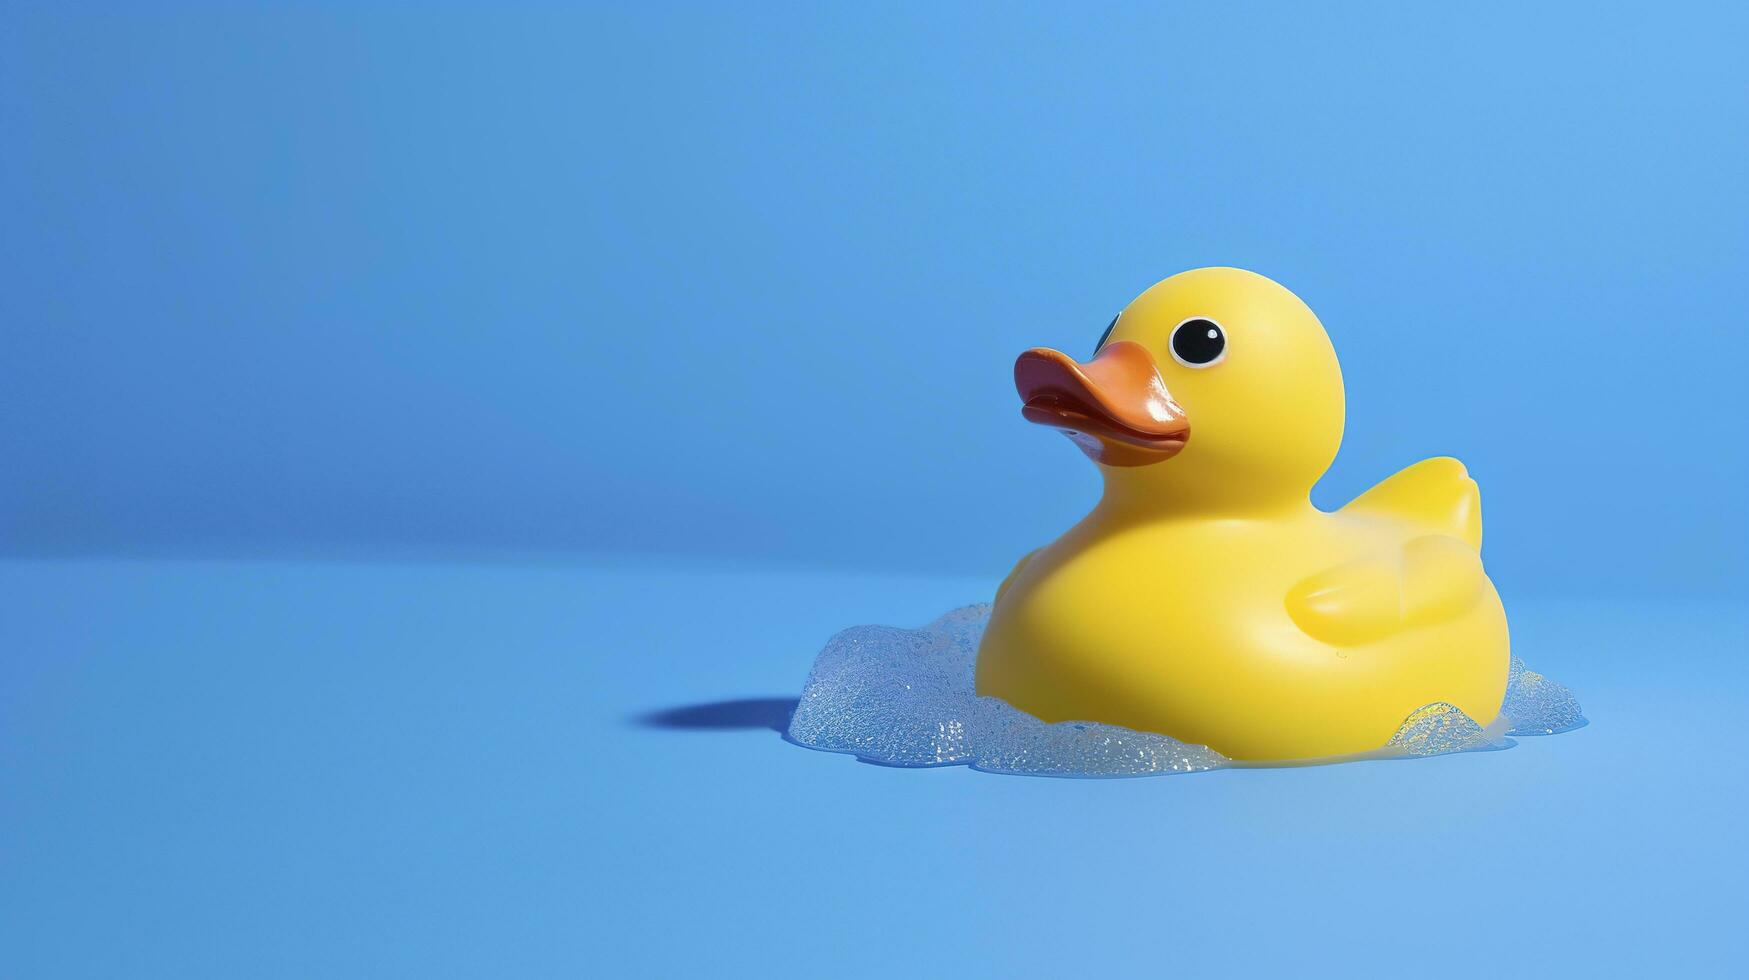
[
  {"x1": 980, "y1": 460, "x2": 1507, "y2": 761},
  {"x1": 976, "y1": 269, "x2": 1511, "y2": 761}
]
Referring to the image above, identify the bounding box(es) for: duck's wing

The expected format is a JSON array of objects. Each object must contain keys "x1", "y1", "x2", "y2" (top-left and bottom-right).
[
  {"x1": 1339, "y1": 456, "x2": 1482, "y2": 549},
  {"x1": 1287, "y1": 536, "x2": 1486, "y2": 646}
]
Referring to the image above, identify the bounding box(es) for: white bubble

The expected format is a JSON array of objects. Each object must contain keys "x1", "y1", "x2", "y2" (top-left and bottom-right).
[
  {"x1": 1500, "y1": 656, "x2": 1588, "y2": 735},
  {"x1": 787, "y1": 604, "x2": 1584, "y2": 777}
]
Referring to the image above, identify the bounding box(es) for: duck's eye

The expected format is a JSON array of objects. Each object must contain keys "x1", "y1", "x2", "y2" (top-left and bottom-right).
[
  {"x1": 1093, "y1": 313, "x2": 1119, "y2": 356},
  {"x1": 1169, "y1": 317, "x2": 1227, "y2": 368}
]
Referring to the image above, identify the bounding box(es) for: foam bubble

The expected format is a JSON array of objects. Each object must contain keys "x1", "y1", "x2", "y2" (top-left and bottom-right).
[
  {"x1": 787, "y1": 604, "x2": 1584, "y2": 777},
  {"x1": 1387, "y1": 702, "x2": 1495, "y2": 756},
  {"x1": 786, "y1": 605, "x2": 1225, "y2": 776},
  {"x1": 1500, "y1": 656, "x2": 1588, "y2": 735}
]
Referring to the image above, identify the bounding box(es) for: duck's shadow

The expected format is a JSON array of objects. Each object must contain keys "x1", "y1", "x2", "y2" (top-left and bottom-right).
[
  {"x1": 635, "y1": 697, "x2": 931, "y2": 770},
  {"x1": 634, "y1": 697, "x2": 798, "y2": 734}
]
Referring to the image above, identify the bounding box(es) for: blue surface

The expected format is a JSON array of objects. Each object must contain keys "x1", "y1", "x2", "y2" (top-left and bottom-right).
[
  {"x1": 2, "y1": 560, "x2": 1745, "y2": 977},
  {"x1": 2, "y1": 2, "x2": 1745, "y2": 595}
]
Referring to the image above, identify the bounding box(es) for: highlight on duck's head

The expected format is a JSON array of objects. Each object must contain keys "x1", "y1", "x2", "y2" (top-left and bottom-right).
[{"x1": 1014, "y1": 267, "x2": 1345, "y2": 507}]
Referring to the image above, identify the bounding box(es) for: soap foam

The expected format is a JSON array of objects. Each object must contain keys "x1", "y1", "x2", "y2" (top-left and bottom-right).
[
  {"x1": 1502, "y1": 656, "x2": 1587, "y2": 736},
  {"x1": 787, "y1": 604, "x2": 1585, "y2": 777}
]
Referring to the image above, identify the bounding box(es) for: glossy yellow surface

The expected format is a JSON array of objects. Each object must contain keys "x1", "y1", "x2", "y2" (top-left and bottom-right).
[{"x1": 976, "y1": 268, "x2": 1509, "y2": 761}]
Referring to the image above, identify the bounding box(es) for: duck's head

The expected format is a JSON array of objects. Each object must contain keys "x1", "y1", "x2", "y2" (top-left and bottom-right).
[{"x1": 1016, "y1": 267, "x2": 1344, "y2": 509}]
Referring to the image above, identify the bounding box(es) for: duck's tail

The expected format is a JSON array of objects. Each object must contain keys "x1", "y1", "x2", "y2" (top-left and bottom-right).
[{"x1": 1339, "y1": 456, "x2": 1482, "y2": 550}]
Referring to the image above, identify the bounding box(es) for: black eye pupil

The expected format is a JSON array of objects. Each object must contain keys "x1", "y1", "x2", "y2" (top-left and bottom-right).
[{"x1": 1172, "y1": 318, "x2": 1226, "y2": 365}]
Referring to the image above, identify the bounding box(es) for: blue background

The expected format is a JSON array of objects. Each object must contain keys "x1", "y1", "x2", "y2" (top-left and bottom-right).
[
  {"x1": 5, "y1": 1, "x2": 1745, "y2": 595},
  {"x1": 2, "y1": 3, "x2": 1745, "y2": 977}
]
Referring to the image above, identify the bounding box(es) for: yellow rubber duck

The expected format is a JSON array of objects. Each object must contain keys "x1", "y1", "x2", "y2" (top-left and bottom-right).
[{"x1": 976, "y1": 267, "x2": 1509, "y2": 761}]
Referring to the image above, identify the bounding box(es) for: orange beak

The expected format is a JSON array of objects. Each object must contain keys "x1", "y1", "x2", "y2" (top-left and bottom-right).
[{"x1": 1014, "y1": 341, "x2": 1190, "y2": 466}]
